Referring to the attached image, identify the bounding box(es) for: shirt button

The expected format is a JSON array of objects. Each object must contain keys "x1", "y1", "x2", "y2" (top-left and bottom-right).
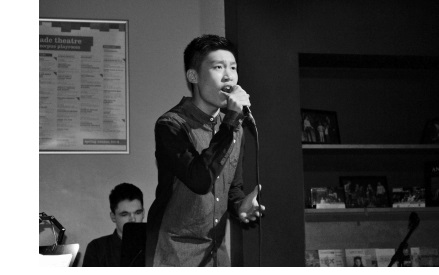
[
  {"x1": 210, "y1": 118, "x2": 214, "y2": 121},
  {"x1": 216, "y1": 197, "x2": 219, "y2": 202},
  {"x1": 233, "y1": 139, "x2": 236, "y2": 143},
  {"x1": 215, "y1": 219, "x2": 218, "y2": 223},
  {"x1": 217, "y1": 176, "x2": 219, "y2": 179}
]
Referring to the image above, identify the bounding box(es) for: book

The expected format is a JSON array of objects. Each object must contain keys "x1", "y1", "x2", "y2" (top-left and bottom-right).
[
  {"x1": 305, "y1": 250, "x2": 320, "y2": 267},
  {"x1": 311, "y1": 187, "x2": 345, "y2": 209},
  {"x1": 345, "y1": 249, "x2": 378, "y2": 267},
  {"x1": 318, "y1": 249, "x2": 345, "y2": 267},
  {"x1": 401, "y1": 245, "x2": 413, "y2": 267},
  {"x1": 375, "y1": 248, "x2": 396, "y2": 267},
  {"x1": 383, "y1": 243, "x2": 412, "y2": 266},
  {"x1": 411, "y1": 247, "x2": 439, "y2": 267},
  {"x1": 392, "y1": 187, "x2": 426, "y2": 208},
  {"x1": 410, "y1": 247, "x2": 421, "y2": 267},
  {"x1": 312, "y1": 248, "x2": 399, "y2": 267},
  {"x1": 425, "y1": 160, "x2": 439, "y2": 207}
]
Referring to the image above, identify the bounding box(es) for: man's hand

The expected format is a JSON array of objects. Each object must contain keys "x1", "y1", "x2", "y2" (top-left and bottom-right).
[
  {"x1": 223, "y1": 85, "x2": 250, "y2": 114},
  {"x1": 238, "y1": 185, "x2": 265, "y2": 223}
]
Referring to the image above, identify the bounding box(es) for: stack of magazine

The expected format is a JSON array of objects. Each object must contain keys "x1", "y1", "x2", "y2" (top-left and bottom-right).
[
  {"x1": 307, "y1": 161, "x2": 439, "y2": 209},
  {"x1": 309, "y1": 185, "x2": 428, "y2": 209},
  {"x1": 392, "y1": 187, "x2": 426, "y2": 208},
  {"x1": 305, "y1": 247, "x2": 439, "y2": 267}
]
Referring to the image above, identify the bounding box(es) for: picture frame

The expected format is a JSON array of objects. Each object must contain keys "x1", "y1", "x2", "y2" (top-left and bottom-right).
[
  {"x1": 425, "y1": 160, "x2": 439, "y2": 207},
  {"x1": 39, "y1": 18, "x2": 129, "y2": 154},
  {"x1": 421, "y1": 118, "x2": 439, "y2": 144},
  {"x1": 310, "y1": 187, "x2": 346, "y2": 209},
  {"x1": 301, "y1": 109, "x2": 340, "y2": 144},
  {"x1": 340, "y1": 176, "x2": 390, "y2": 208}
]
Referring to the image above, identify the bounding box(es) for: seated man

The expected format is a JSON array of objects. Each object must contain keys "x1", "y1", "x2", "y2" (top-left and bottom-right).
[{"x1": 83, "y1": 183, "x2": 145, "y2": 267}]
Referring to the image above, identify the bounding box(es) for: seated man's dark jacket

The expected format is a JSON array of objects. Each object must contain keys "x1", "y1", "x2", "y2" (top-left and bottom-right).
[{"x1": 83, "y1": 229, "x2": 121, "y2": 267}]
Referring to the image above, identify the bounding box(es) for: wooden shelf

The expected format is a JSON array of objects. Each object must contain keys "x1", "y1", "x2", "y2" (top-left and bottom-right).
[
  {"x1": 305, "y1": 207, "x2": 439, "y2": 222},
  {"x1": 299, "y1": 53, "x2": 439, "y2": 70},
  {"x1": 302, "y1": 144, "x2": 439, "y2": 150},
  {"x1": 299, "y1": 53, "x2": 439, "y2": 251}
]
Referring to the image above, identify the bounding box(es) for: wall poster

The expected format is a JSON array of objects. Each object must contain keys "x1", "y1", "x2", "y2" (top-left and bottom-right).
[{"x1": 39, "y1": 19, "x2": 129, "y2": 153}]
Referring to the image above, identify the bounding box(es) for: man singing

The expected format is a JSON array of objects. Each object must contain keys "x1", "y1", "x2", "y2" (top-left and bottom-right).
[{"x1": 146, "y1": 34, "x2": 265, "y2": 266}]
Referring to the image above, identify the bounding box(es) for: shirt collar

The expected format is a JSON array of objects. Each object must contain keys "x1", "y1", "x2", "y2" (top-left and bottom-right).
[
  {"x1": 180, "y1": 97, "x2": 221, "y2": 126},
  {"x1": 112, "y1": 229, "x2": 122, "y2": 243}
]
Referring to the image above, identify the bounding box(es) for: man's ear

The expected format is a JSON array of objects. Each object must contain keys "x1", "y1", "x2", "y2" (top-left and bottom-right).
[
  {"x1": 110, "y1": 212, "x2": 116, "y2": 223},
  {"x1": 186, "y1": 69, "x2": 198, "y2": 84}
]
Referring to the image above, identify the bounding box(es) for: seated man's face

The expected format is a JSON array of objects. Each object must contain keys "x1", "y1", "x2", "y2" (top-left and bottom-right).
[{"x1": 110, "y1": 199, "x2": 144, "y2": 238}]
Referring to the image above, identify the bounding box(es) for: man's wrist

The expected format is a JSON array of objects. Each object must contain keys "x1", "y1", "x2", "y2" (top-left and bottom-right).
[{"x1": 223, "y1": 110, "x2": 245, "y2": 128}]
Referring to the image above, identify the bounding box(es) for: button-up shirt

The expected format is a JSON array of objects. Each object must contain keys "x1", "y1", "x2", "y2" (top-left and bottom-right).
[{"x1": 146, "y1": 97, "x2": 246, "y2": 266}]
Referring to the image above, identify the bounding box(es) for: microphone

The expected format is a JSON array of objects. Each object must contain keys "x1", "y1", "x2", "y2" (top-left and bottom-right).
[{"x1": 223, "y1": 86, "x2": 256, "y2": 126}]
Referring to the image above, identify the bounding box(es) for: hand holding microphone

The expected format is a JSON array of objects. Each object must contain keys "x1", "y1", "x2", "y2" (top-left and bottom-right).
[{"x1": 222, "y1": 85, "x2": 256, "y2": 126}]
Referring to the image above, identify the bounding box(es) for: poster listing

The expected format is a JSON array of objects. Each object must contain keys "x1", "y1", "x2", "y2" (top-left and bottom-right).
[{"x1": 39, "y1": 19, "x2": 128, "y2": 153}]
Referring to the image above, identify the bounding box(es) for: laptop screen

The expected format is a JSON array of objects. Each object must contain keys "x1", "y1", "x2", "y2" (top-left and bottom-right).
[{"x1": 120, "y1": 222, "x2": 147, "y2": 267}]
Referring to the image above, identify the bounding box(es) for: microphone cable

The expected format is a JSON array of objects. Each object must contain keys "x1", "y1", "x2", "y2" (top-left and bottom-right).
[
  {"x1": 245, "y1": 114, "x2": 262, "y2": 267},
  {"x1": 128, "y1": 249, "x2": 144, "y2": 266},
  {"x1": 255, "y1": 125, "x2": 262, "y2": 267}
]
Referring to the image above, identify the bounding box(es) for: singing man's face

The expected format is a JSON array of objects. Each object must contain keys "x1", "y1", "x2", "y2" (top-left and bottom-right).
[
  {"x1": 191, "y1": 49, "x2": 238, "y2": 114},
  {"x1": 110, "y1": 199, "x2": 144, "y2": 238}
]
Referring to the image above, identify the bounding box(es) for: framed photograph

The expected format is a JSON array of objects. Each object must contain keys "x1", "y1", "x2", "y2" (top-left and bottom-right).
[
  {"x1": 340, "y1": 176, "x2": 390, "y2": 208},
  {"x1": 39, "y1": 18, "x2": 129, "y2": 154},
  {"x1": 301, "y1": 109, "x2": 340, "y2": 144},
  {"x1": 425, "y1": 160, "x2": 439, "y2": 207},
  {"x1": 421, "y1": 118, "x2": 439, "y2": 144},
  {"x1": 310, "y1": 187, "x2": 345, "y2": 209}
]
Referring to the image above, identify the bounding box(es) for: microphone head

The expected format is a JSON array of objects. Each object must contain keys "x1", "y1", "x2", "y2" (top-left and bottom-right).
[{"x1": 221, "y1": 86, "x2": 256, "y2": 126}]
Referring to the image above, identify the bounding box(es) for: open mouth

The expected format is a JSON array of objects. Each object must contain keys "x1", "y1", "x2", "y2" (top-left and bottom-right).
[{"x1": 221, "y1": 86, "x2": 232, "y2": 93}]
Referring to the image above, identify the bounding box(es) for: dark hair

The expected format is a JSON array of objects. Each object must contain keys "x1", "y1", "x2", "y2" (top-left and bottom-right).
[
  {"x1": 183, "y1": 34, "x2": 237, "y2": 91},
  {"x1": 109, "y1": 183, "x2": 143, "y2": 213}
]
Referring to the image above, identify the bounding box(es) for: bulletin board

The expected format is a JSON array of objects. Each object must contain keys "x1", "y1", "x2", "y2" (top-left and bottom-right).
[{"x1": 39, "y1": 19, "x2": 129, "y2": 154}]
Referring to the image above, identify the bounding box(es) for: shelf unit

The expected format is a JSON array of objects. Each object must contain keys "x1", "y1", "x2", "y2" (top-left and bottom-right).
[
  {"x1": 304, "y1": 207, "x2": 439, "y2": 251},
  {"x1": 299, "y1": 53, "x2": 439, "y2": 252},
  {"x1": 305, "y1": 207, "x2": 439, "y2": 222},
  {"x1": 303, "y1": 144, "x2": 439, "y2": 150},
  {"x1": 299, "y1": 53, "x2": 439, "y2": 70}
]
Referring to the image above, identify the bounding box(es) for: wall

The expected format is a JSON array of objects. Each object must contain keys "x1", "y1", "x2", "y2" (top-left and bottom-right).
[
  {"x1": 225, "y1": 0, "x2": 306, "y2": 266},
  {"x1": 39, "y1": 0, "x2": 225, "y2": 266},
  {"x1": 225, "y1": 0, "x2": 439, "y2": 267},
  {"x1": 295, "y1": 0, "x2": 439, "y2": 56}
]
